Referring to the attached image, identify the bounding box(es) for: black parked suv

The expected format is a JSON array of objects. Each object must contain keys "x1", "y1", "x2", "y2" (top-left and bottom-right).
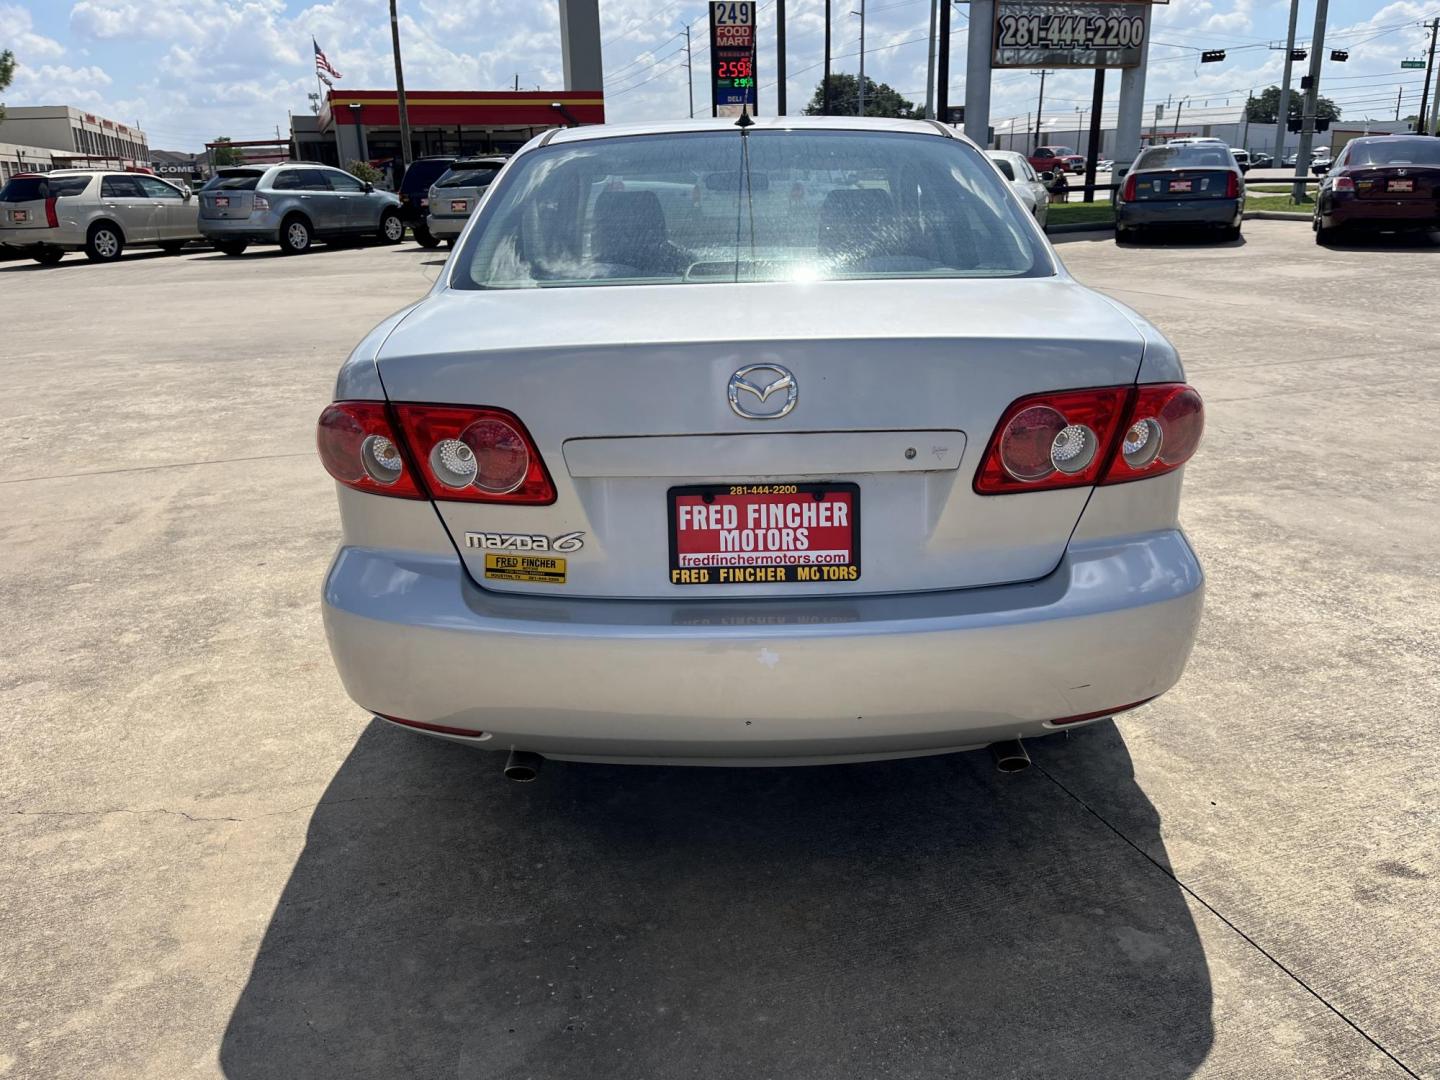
[{"x1": 396, "y1": 156, "x2": 454, "y2": 248}]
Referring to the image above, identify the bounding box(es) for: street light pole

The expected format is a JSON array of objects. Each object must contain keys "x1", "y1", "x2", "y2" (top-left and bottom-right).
[
  {"x1": 777, "y1": 0, "x2": 787, "y2": 115},
  {"x1": 684, "y1": 23, "x2": 695, "y2": 118},
  {"x1": 1273, "y1": 0, "x2": 1300, "y2": 166},
  {"x1": 389, "y1": 0, "x2": 413, "y2": 169},
  {"x1": 1290, "y1": 0, "x2": 1329, "y2": 201},
  {"x1": 925, "y1": 0, "x2": 939, "y2": 119},
  {"x1": 823, "y1": 0, "x2": 832, "y2": 115},
  {"x1": 855, "y1": 0, "x2": 867, "y2": 116}
]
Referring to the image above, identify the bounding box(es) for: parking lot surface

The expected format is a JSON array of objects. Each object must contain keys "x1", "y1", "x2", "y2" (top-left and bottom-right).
[{"x1": 3, "y1": 224, "x2": 1437, "y2": 1079}]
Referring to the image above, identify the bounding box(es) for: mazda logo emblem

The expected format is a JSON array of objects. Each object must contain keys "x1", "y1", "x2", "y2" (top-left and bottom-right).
[{"x1": 727, "y1": 364, "x2": 798, "y2": 420}]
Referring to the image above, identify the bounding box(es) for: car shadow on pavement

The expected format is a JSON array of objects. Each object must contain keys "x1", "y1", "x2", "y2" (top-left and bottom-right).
[{"x1": 220, "y1": 720, "x2": 1213, "y2": 1080}]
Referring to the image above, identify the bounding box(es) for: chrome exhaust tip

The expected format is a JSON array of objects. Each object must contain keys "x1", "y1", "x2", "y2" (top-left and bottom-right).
[
  {"x1": 989, "y1": 738, "x2": 1031, "y2": 774},
  {"x1": 503, "y1": 749, "x2": 544, "y2": 783}
]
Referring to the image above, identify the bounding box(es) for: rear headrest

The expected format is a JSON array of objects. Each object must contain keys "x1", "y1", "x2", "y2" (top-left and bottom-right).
[
  {"x1": 817, "y1": 188, "x2": 898, "y2": 257},
  {"x1": 592, "y1": 189, "x2": 667, "y2": 263}
]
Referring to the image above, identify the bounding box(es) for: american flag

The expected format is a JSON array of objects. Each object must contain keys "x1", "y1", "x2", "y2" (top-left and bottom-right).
[{"x1": 314, "y1": 38, "x2": 342, "y2": 82}]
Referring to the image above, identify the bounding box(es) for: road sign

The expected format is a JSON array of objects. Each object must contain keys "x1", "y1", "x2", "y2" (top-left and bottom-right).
[
  {"x1": 1401, "y1": 59, "x2": 1425, "y2": 69},
  {"x1": 710, "y1": 1, "x2": 757, "y2": 116},
  {"x1": 993, "y1": 2, "x2": 1146, "y2": 70}
]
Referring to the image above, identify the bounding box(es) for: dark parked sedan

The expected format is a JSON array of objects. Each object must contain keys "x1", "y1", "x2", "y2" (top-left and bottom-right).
[
  {"x1": 1314, "y1": 135, "x2": 1440, "y2": 244},
  {"x1": 1113, "y1": 144, "x2": 1244, "y2": 244}
]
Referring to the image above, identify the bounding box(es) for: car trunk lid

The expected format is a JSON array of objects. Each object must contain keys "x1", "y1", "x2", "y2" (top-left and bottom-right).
[
  {"x1": 376, "y1": 278, "x2": 1146, "y2": 599},
  {"x1": 0, "y1": 175, "x2": 89, "y2": 229},
  {"x1": 1129, "y1": 169, "x2": 1235, "y2": 200},
  {"x1": 1350, "y1": 165, "x2": 1440, "y2": 201},
  {"x1": 200, "y1": 169, "x2": 265, "y2": 219}
]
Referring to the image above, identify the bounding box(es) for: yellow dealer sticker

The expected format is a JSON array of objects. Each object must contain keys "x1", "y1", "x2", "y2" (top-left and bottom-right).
[{"x1": 484, "y1": 553, "x2": 567, "y2": 585}]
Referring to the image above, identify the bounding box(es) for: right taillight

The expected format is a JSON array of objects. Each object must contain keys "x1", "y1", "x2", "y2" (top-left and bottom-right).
[
  {"x1": 45, "y1": 197, "x2": 59, "y2": 228},
  {"x1": 1333, "y1": 175, "x2": 1355, "y2": 192},
  {"x1": 1101, "y1": 383, "x2": 1204, "y2": 485},
  {"x1": 974, "y1": 383, "x2": 1203, "y2": 494},
  {"x1": 1225, "y1": 171, "x2": 1240, "y2": 198}
]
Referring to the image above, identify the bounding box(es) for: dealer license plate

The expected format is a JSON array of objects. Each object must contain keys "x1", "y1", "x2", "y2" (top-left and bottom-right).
[
  {"x1": 668, "y1": 483, "x2": 860, "y2": 586},
  {"x1": 214, "y1": 195, "x2": 229, "y2": 208},
  {"x1": 451, "y1": 199, "x2": 468, "y2": 213},
  {"x1": 1169, "y1": 179, "x2": 1193, "y2": 193},
  {"x1": 1388, "y1": 179, "x2": 1414, "y2": 193},
  {"x1": 13, "y1": 209, "x2": 28, "y2": 223}
]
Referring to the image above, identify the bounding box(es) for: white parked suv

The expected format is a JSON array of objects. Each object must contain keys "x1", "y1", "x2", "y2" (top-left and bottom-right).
[{"x1": 0, "y1": 170, "x2": 201, "y2": 265}]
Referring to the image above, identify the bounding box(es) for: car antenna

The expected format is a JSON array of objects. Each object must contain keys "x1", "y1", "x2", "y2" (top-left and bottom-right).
[{"x1": 735, "y1": 110, "x2": 754, "y2": 131}]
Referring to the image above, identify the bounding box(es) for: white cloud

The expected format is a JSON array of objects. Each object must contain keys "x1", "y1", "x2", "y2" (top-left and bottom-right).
[{"x1": 0, "y1": 3, "x2": 67, "y2": 62}]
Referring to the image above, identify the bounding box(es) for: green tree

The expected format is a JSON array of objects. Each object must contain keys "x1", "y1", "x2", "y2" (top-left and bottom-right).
[
  {"x1": 804, "y1": 74, "x2": 920, "y2": 119},
  {"x1": 0, "y1": 50, "x2": 15, "y2": 124},
  {"x1": 1245, "y1": 85, "x2": 1341, "y2": 124},
  {"x1": 346, "y1": 159, "x2": 382, "y2": 185},
  {"x1": 211, "y1": 137, "x2": 244, "y2": 166}
]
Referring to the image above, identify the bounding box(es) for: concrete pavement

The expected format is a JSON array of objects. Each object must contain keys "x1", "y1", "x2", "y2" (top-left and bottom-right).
[{"x1": 1, "y1": 224, "x2": 1435, "y2": 1079}]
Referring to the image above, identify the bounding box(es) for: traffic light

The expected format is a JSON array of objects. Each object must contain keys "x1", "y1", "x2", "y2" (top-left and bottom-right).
[
  {"x1": 1300, "y1": 75, "x2": 1313, "y2": 90},
  {"x1": 1287, "y1": 117, "x2": 1302, "y2": 133},
  {"x1": 1201, "y1": 50, "x2": 1226, "y2": 63},
  {"x1": 1330, "y1": 50, "x2": 1348, "y2": 62},
  {"x1": 1290, "y1": 49, "x2": 1308, "y2": 61},
  {"x1": 1316, "y1": 117, "x2": 1331, "y2": 132}
]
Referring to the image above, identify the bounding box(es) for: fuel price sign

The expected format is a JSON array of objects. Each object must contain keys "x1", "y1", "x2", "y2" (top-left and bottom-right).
[{"x1": 710, "y1": 1, "x2": 758, "y2": 115}]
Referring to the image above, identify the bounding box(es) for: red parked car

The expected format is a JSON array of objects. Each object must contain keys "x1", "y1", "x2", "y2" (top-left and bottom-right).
[
  {"x1": 1314, "y1": 135, "x2": 1440, "y2": 244},
  {"x1": 1028, "y1": 146, "x2": 1083, "y2": 176}
]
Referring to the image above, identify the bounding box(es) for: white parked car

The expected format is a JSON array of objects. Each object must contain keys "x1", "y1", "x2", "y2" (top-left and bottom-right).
[
  {"x1": 986, "y1": 149, "x2": 1050, "y2": 227},
  {"x1": 0, "y1": 169, "x2": 201, "y2": 265},
  {"x1": 317, "y1": 117, "x2": 1205, "y2": 779}
]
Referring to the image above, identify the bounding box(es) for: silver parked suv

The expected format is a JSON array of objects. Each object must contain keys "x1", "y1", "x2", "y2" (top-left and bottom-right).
[
  {"x1": 198, "y1": 163, "x2": 403, "y2": 256},
  {"x1": 424, "y1": 156, "x2": 507, "y2": 244},
  {"x1": 0, "y1": 169, "x2": 201, "y2": 265}
]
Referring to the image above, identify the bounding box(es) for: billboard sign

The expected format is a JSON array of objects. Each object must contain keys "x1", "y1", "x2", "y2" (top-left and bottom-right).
[
  {"x1": 710, "y1": 1, "x2": 757, "y2": 115},
  {"x1": 993, "y1": 1, "x2": 1147, "y2": 69}
]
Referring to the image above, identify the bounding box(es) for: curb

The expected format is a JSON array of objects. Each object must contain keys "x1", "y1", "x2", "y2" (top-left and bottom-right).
[
  {"x1": 1045, "y1": 222, "x2": 1115, "y2": 235},
  {"x1": 1244, "y1": 210, "x2": 1311, "y2": 221}
]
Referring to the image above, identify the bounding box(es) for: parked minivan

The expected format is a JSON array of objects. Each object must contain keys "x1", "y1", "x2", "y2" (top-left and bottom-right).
[{"x1": 198, "y1": 163, "x2": 403, "y2": 255}]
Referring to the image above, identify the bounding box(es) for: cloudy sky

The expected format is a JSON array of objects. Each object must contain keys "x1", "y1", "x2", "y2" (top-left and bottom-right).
[{"x1": 1, "y1": 0, "x2": 1435, "y2": 150}]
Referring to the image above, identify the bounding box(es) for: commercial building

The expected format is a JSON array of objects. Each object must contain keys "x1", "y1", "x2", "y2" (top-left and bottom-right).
[
  {"x1": 292, "y1": 89, "x2": 604, "y2": 184},
  {"x1": 0, "y1": 105, "x2": 150, "y2": 177}
]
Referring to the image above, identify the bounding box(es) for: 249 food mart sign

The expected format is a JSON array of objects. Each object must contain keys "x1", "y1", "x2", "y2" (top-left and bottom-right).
[{"x1": 993, "y1": 0, "x2": 1163, "y2": 70}]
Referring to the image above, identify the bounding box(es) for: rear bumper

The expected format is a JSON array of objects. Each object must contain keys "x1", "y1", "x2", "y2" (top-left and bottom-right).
[
  {"x1": 1117, "y1": 199, "x2": 1241, "y2": 228},
  {"x1": 1326, "y1": 197, "x2": 1439, "y2": 229},
  {"x1": 0, "y1": 226, "x2": 81, "y2": 251},
  {"x1": 198, "y1": 215, "x2": 282, "y2": 243},
  {"x1": 322, "y1": 530, "x2": 1204, "y2": 765},
  {"x1": 427, "y1": 215, "x2": 467, "y2": 239}
]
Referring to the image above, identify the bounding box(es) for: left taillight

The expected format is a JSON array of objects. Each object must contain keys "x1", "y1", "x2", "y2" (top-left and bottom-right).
[
  {"x1": 392, "y1": 404, "x2": 556, "y2": 504},
  {"x1": 317, "y1": 402, "x2": 425, "y2": 499},
  {"x1": 45, "y1": 197, "x2": 59, "y2": 228}
]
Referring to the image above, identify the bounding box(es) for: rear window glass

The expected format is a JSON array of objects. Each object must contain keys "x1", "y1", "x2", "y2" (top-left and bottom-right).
[
  {"x1": 203, "y1": 170, "x2": 264, "y2": 191},
  {"x1": 989, "y1": 158, "x2": 1016, "y2": 181},
  {"x1": 1136, "y1": 146, "x2": 1235, "y2": 170},
  {"x1": 401, "y1": 160, "x2": 453, "y2": 194},
  {"x1": 455, "y1": 130, "x2": 1048, "y2": 290},
  {"x1": 1346, "y1": 140, "x2": 1440, "y2": 167},
  {"x1": 0, "y1": 175, "x2": 91, "y2": 201},
  {"x1": 436, "y1": 165, "x2": 501, "y2": 189}
]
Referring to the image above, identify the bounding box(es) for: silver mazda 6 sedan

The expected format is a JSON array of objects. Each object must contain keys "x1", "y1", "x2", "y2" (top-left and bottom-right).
[{"x1": 318, "y1": 117, "x2": 1204, "y2": 777}]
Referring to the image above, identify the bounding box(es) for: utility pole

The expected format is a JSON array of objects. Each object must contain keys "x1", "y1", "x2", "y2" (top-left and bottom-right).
[
  {"x1": 855, "y1": 0, "x2": 867, "y2": 116},
  {"x1": 777, "y1": 0, "x2": 787, "y2": 114},
  {"x1": 1290, "y1": 0, "x2": 1328, "y2": 200},
  {"x1": 925, "y1": 0, "x2": 939, "y2": 119},
  {"x1": 1431, "y1": 38, "x2": 1440, "y2": 134},
  {"x1": 514, "y1": 73, "x2": 519, "y2": 91},
  {"x1": 1417, "y1": 18, "x2": 1439, "y2": 135},
  {"x1": 1083, "y1": 69, "x2": 1104, "y2": 202},
  {"x1": 823, "y1": 0, "x2": 832, "y2": 114},
  {"x1": 937, "y1": 0, "x2": 952, "y2": 122},
  {"x1": 1273, "y1": 0, "x2": 1300, "y2": 166},
  {"x1": 1395, "y1": 85, "x2": 1403, "y2": 121},
  {"x1": 684, "y1": 23, "x2": 694, "y2": 118},
  {"x1": 1173, "y1": 96, "x2": 1185, "y2": 135},
  {"x1": 1032, "y1": 69, "x2": 1051, "y2": 149},
  {"x1": 389, "y1": 0, "x2": 413, "y2": 168}
]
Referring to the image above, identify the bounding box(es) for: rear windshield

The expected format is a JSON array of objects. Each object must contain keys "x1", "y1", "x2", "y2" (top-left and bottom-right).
[
  {"x1": 455, "y1": 130, "x2": 1047, "y2": 290},
  {"x1": 0, "y1": 175, "x2": 91, "y2": 201},
  {"x1": 436, "y1": 164, "x2": 502, "y2": 189},
  {"x1": 401, "y1": 160, "x2": 453, "y2": 193},
  {"x1": 989, "y1": 158, "x2": 1016, "y2": 181},
  {"x1": 203, "y1": 170, "x2": 265, "y2": 191},
  {"x1": 1347, "y1": 140, "x2": 1440, "y2": 167},
  {"x1": 1136, "y1": 146, "x2": 1235, "y2": 170}
]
